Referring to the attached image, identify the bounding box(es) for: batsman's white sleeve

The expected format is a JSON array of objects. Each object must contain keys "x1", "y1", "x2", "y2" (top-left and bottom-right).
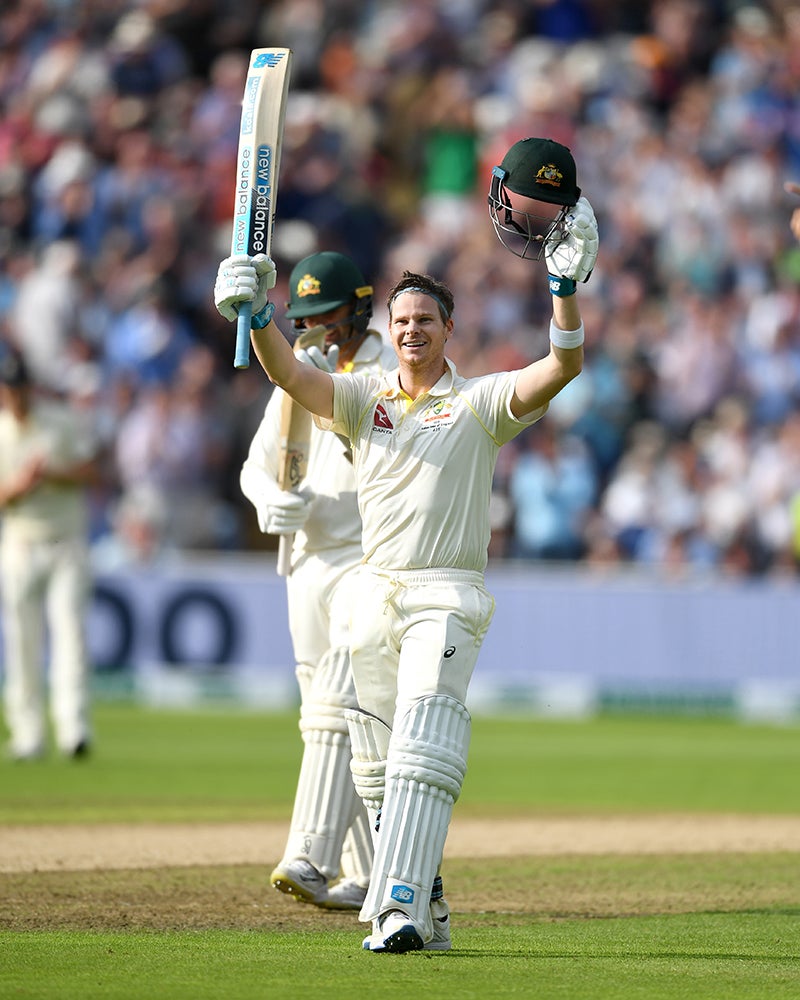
[
  {"x1": 241, "y1": 389, "x2": 316, "y2": 535},
  {"x1": 241, "y1": 392, "x2": 279, "y2": 489}
]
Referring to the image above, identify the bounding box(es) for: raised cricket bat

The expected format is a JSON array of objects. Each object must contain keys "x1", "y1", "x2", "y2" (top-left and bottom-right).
[
  {"x1": 276, "y1": 325, "x2": 327, "y2": 576},
  {"x1": 231, "y1": 48, "x2": 293, "y2": 369}
]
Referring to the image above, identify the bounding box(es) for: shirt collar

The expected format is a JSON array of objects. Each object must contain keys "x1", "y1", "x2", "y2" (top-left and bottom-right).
[{"x1": 385, "y1": 358, "x2": 456, "y2": 398}]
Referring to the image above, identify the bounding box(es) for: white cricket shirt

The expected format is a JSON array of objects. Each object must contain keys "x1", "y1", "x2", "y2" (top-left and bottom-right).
[{"x1": 320, "y1": 359, "x2": 546, "y2": 572}]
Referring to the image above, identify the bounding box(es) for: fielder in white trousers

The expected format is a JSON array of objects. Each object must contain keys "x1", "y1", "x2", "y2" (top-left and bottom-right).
[{"x1": 0, "y1": 350, "x2": 97, "y2": 760}]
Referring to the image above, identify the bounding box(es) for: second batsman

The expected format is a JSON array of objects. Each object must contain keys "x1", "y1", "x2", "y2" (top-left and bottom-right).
[{"x1": 239, "y1": 251, "x2": 396, "y2": 909}]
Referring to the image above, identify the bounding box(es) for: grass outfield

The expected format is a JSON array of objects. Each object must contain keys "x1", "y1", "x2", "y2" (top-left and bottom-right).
[
  {"x1": 2, "y1": 704, "x2": 799, "y2": 822},
  {"x1": 1, "y1": 704, "x2": 799, "y2": 999},
  {"x1": 3, "y1": 913, "x2": 799, "y2": 1000}
]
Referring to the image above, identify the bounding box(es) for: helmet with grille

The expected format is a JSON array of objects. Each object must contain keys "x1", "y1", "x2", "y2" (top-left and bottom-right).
[{"x1": 488, "y1": 137, "x2": 581, "y2": 259}]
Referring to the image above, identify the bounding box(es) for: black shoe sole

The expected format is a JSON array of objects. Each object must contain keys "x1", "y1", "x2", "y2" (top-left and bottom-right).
[{"x1": 381, "y1": 925, "x2": 424, "y2": 953}]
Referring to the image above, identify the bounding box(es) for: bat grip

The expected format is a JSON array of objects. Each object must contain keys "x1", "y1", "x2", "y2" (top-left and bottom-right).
[
  {"x1": 277, "y1": 534, "x2": 292, "y2": 576},
  {"x1": 234, "y1": 305, "x2": 252, "y2": 369}
]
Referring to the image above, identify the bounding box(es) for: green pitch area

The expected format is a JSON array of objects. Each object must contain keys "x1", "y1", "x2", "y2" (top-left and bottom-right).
[{"x1": 2, "y1": 705, "x2": 799, "y2": 999}]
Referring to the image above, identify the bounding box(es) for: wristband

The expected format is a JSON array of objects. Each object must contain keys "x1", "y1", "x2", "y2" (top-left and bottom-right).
[
  {"x1": 251, "y1": 301, "x2": 276, "y2": 329},
  {"x1": 549, "y1": 319, "x2": 584, "y2": 349},
  {"x1": 548, "y1": 274, "x2": 577, "y2": 297}
]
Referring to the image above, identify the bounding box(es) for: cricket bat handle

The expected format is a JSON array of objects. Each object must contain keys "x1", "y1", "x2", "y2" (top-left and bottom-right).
[
  {"x1": 277, "y1": 533, "x2": 292, "y2": 576},
  {"x1": 234, "y1": 305, "x2": 252, "y2": 369}
]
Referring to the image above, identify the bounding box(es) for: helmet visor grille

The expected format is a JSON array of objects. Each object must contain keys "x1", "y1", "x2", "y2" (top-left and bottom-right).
[{"x1": 488, "y1": 170, "x2": 568, "y2": 260}]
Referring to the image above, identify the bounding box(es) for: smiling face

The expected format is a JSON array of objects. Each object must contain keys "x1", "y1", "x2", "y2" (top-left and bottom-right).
[{"x1": 388, "y1": 290, "x2": 453, "y2": 381}]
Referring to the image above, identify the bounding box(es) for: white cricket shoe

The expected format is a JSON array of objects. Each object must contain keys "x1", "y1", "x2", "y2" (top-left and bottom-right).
[
  {"x1": 321, "y1": 877, "x2": 367, "y2": 911},
  {"x1": 7, "y1": 738, "x2": 44, "y2": 762},
  {"x1": 270, "y1": 859, "x2": 328, "y2": 906},
  {"x1": 362, "y1": 910, "x2": 425, "y2": 953},
  {"x1": 362, "y1": 900, "x2": 452, "y2": 952}
]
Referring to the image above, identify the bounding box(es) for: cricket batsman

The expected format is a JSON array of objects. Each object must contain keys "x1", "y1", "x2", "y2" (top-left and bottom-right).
[
  {"x1": 235, "y1": 252, "x2": 396, "y2": 909},
  {"x1": 215, "y1": 137, "x2": 598, "y2": 953}
]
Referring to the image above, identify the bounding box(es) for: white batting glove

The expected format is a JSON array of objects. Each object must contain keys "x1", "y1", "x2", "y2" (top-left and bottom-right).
[
  {"x1": 545, "y1": 196, "x2": 599, "y2": 283},
  {"x1": 296, "y1": 343, "x2": 339, "y2": 373},
  {"x1": 258, "y1": 484, "x2": 315, "y2": 535},
  {"x1": 214, "y1": 253, "x2": 277, "y2": 323}
]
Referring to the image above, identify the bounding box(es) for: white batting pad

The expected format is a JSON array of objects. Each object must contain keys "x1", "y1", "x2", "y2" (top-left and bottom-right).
[
  {"x1": 340, "y1": 807, "x2": 373, "y2": 885},
  {"x1": 359, "y1": 695, "x2": 471, "y2": 939},
  {"x1": 345, "y1": 707, "x2": 392, "y2": 835},
  {"x1": 299, "y1": 640, "x2": 355, "y2": 733},
  {"x1": 283, "y1": 646, "x2": 363, "y2": 880}
]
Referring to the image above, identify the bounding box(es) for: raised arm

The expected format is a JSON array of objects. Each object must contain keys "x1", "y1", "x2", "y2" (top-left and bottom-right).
[
  {"x1": 251, "y1": 315, "x2": 334, "y2": 420},
  {"x1": 511, "y1": 196, "x2": 596, "y2": 417},
  {"x1": 511, "y1": 296, "x2": 584, "y2": 417},
  {"x1": 486, "y1": 137, "x2": 598, "y2": 419},
  {"x1": 215, "y1": 254, "x2": 334, "y2": 420}
]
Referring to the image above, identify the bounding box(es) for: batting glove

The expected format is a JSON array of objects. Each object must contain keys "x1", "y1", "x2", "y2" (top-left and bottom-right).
[
  {"x1": 296, "y1": 343, "x2": 339, "y2": 373},
  {"x1": 258, "y1": 484, "x2": 315, "y2": 535},
  {"x1": 545, "y1": 196, "x2": 599, "y2": 284},
  {"x1": 214, "y1": 253, "x2": 277, "y2": 323}
]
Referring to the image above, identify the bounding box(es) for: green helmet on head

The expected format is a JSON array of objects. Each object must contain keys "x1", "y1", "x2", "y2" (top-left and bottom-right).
[{"x1": 284, "y1": 251, "x2": 373, "y2": 333}]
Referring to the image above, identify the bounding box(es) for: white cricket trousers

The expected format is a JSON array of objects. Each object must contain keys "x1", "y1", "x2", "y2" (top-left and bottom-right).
[
  {"x1": 348, "y1": 566, "x2": 496, "y2": 729},
  {"x1": 348, "y1": 566, "x2": 495, "y2": 933},
  {"x1": 1, "y1": 533, "x2": 91, "y2": 756}
]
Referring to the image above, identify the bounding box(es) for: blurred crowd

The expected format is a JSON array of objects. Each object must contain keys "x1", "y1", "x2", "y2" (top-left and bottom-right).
[{"x1": 2, "y1": 0, "x2": 800, "y2": 577}]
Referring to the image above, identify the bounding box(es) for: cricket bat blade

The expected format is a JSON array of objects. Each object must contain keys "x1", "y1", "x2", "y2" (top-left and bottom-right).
[{"x1": 230, "y1": 48, "x2": 293, "y2": 369}]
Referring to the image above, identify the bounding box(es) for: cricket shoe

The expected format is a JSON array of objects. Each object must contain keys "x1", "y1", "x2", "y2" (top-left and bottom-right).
[
  {"x1": 67, "y1": 739, "x2": 91, "y2": 760},
  {"x1": 424, "y1": 898, "x2": 451, "y2": 951},
  {"x1": 7, "y1": 745, "x2": 44, "y2": 762},
  {"x1": 362, "y1": 910, "x2": 425, "y2": 953},
  {"x1": 270, "y1": 859, "x2": 328, "y2": 906},
  {"x1": 320, "y1": 877, "x2": 367, "y2": 911}
]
